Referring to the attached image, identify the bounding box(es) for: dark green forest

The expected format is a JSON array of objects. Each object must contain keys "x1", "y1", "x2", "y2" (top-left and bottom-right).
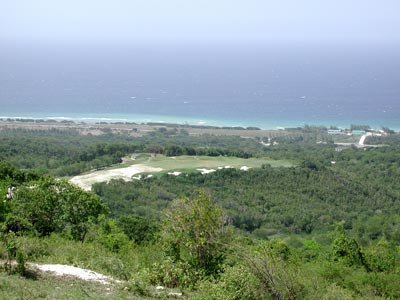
[
  {"x1": 1, "y1": 126, "x2": 399, "y2": 299},
  {"x1": 0, "y1": 128, "x2": 259, "y2": 176}
]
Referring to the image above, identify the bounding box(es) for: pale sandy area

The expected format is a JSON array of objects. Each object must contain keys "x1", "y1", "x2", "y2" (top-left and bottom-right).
[
  {"x1": 29, "y1": 263, "x2": 120, "y2": 285},
  {"x1": 168, "y1": 171, "x2": 182, "y2": 176},
  {"x1": 197, "y1": 168, "x2": 216, "y2": 174},
  {"x1": 69, "y1": 164, "x2": 162, "y2": 191}
]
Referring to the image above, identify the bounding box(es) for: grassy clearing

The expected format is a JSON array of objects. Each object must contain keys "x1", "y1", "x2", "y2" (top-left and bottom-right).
[
  {"x1": 0, "y1": 272, "x2": 132, "y2": 300},
  {"x1": 0, "y1": 271, "x2": 191, "y2": 300},
  {"x1": 332, "y1": 135, "x2": 361, "y2": 144},
  {"x1": 69, "y1": 154, "x2": 293, "y2": 190},
  {"x1": 0, "y1": 234, "x2": 187, "y2": 300},
  {"x1": 126, "y1": 155, "x2": 293, "y2": 172}
]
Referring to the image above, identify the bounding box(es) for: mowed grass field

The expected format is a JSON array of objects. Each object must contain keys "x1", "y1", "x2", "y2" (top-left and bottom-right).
[
  {"x1": 69, "y1": 154, "x2": 294, "y2": 190},
  {"x1": 125, "y1": 154, "x2": 293, "y2": 173}
]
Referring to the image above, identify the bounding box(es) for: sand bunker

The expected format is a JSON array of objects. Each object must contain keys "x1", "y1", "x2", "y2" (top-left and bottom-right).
[
  {"x1": 70, "y1": 164, "x2": 162, "y2": 191},
  {"x1": 168, "y1": 171, "x2": 182, "y2": 176},
  {"x1": 197, "y1": 168, "x2": 216, "y2": 175}
]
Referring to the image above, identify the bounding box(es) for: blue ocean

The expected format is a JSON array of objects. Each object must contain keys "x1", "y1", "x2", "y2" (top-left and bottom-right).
[{"x1": 1, "y1": 43, "x2": 399, "y2": 130}]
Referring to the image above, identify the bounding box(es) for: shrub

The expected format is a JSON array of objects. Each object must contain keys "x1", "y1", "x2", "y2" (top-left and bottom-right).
[
  {"x1": 126, "y1": 274, "x2": 151, "y2": 296},
  {"x1": 332, "y1": 224, "x2": 366, "y2": 268},
  {"x1": 241, "y1": 241, "x2": 305, "y2": 300},
  {"x1": 148, "y1": 257, "x2": 203, "y2": 289},
  {"x1": 195, "y1": 264, "x2": 261, "y2": 300},
  {"x1": 87, "y1": 219, "x2": 131, "y2": 253},
  {"x1": 117, "y1": 215, "x2": 159, "y2": 244},
  {"x1": 161, "y1": 190, "x2": 230, "y2": 276},
  {"x1": 0, "y1": 232, "x2": 26, "y2": 276},
  {"x1": 363, "y1": 239, "x2": 397, "y2": 272},
  {"x1": 320, "y1": 283, "x2": 354, "y2": 300}
]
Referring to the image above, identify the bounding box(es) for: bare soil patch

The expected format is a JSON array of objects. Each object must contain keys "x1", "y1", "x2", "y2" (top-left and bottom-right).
[
  {"x1": 28, "y1": 263, "x2": 120, "y2": 285},
  {"x1": 70, "y1": 164, "x2": 162, "y2": 190}
]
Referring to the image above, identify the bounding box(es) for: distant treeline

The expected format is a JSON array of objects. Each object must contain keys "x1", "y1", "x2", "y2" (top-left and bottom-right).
[
  {"x1": 0, "y1": 128, "x2": 258, "y2": 176},
  {"x1": 1, "y1": 118, "x2": 261, "y2": 130},
  {"x1": 2, "y1": 125, "x2": 398, "y2": 177}
]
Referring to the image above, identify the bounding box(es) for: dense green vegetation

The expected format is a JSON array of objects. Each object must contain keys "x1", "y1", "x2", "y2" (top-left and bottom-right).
[
  {"x1": 93, "y1": 144, "x2": 400, "y2": 245},
  {"x1": 1, "y1": 126, "x2": 400, "y2": 299},
  {"x1": 0, "y1": 128, "x2": 139, "y2": 176},
  {"x1": 0, "y1": 161, "x2": 108, "y2": 240},
  {"x1": 0, "y1": 128, "x2": 262, "y2": 176}
]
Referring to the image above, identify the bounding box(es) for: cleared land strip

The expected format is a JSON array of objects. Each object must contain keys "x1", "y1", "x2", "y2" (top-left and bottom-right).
[{"x1": 69, "y1": 155, "x2": 293, "y2": 191}]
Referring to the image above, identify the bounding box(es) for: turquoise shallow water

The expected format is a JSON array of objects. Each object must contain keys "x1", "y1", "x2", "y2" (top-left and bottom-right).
[{"x1": 1, "y1": 111, "x2": 398, "y2": 131}]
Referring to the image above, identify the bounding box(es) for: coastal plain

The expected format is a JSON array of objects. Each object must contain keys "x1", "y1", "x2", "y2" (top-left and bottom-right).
[{"x1": 0, "y1": 119, "x2": 287, "y2": 138}]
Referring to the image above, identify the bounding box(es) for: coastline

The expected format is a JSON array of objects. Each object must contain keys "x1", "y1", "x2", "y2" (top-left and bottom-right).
[{"x1": 0, "y1": 111, "x2": 399, "y2": 132}]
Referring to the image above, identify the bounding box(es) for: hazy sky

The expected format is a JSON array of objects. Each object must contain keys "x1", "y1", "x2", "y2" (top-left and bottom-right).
[{"x1": 1, "y1": 0, "x2": 399, "y2": 45}]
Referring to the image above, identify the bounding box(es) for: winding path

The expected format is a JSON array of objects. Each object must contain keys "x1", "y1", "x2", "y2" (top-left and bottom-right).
[{"x1": 358, "y1": 132, "x2": 372, "y2": 146}]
